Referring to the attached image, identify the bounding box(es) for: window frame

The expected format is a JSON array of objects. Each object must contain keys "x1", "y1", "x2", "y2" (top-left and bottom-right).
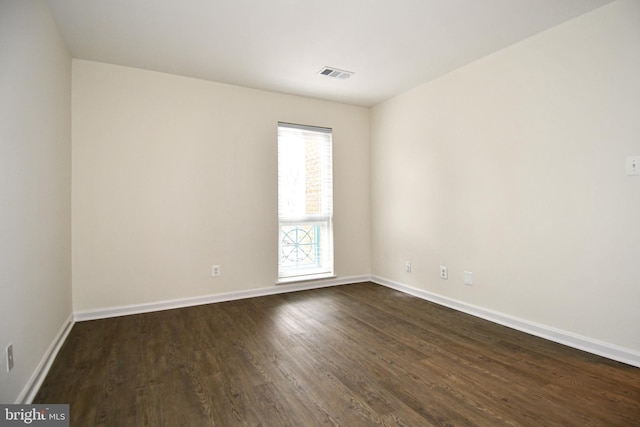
[{"x1": 277, "y1": 122, "x2": 334, "y2": 282}]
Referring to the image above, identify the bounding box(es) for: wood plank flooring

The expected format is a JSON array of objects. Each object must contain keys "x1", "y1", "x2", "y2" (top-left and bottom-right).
[{"x1": 34, "y1": 282, "x2": 640, "y2": 426}]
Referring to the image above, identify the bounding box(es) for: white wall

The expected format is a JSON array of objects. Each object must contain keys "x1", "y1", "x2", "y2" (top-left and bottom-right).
[
  {"x1": 371, "y1": 0, "x2": 640, "y2": 352},
  {"x1": 0, "y1": 1, "x2": 72, "y2": 403},
  {"x1": 72, "y1": 60, "x2": 370, "y2": 311}
]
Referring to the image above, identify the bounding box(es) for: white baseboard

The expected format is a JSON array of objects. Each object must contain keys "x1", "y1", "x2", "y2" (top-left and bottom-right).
[
  {"x1": 372, "y1": 275, "x2": 640, "y2": 368},
  {"x1": 74, "y1": 275, "x2": 370, "y2": 322},
  {"x1": 18, "y1": 313, "x2": 75, "y2": 404}
]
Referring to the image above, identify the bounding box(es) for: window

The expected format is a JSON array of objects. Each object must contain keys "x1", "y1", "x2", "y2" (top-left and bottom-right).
[{"x1": 278, "y1": 122, "x2": 333, "y2": 281}]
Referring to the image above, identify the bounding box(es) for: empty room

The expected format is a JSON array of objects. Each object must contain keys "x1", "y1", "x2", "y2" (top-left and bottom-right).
[{"x1": 1, "y1": 0, "x2": 639, "y2": 425}]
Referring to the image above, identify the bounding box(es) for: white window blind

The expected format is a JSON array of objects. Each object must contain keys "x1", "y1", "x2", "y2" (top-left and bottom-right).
[{"x1": 278, "y1": 122, "x2": 333, "y2": 280}]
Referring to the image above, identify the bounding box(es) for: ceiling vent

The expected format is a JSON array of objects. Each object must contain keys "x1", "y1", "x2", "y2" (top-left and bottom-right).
[{"x1": 318, "y1": 67, "x2": 354, "y2": 80}]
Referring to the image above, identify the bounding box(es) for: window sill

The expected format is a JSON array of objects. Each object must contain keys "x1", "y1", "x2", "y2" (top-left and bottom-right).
[{"x1": 276, "y1": 273, "x2": 337, "y2": 285}]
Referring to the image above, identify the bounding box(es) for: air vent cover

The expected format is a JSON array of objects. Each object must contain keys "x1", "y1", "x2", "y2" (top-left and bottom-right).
[{"x1": 318, "y1": 67, "x2": 354, "y2": 80}]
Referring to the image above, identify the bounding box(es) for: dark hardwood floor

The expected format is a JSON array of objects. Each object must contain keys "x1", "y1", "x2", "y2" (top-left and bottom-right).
[{"x1": 34, "y1": 282, "x2": 640, "y2": 426}]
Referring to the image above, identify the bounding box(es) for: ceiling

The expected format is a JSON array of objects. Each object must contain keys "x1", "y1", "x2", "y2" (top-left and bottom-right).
[{"x1": 46, "y1": 0, "x2": 614, "y2": 107}]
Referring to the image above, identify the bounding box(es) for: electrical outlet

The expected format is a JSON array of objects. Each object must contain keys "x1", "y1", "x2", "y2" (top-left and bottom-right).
[
  {"x1": 6, "y1": 343, "x2": 14, "y2": 372},
  {"x1": 211, "y1": 265, "x2": 221, "y2": 277},
  {"x1": 440, "y1": 266, "x2": 448, "y2": 280},
  {"x1": 405, "y1": 261, "x2": 412, "y2": 273}
]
